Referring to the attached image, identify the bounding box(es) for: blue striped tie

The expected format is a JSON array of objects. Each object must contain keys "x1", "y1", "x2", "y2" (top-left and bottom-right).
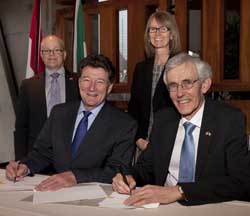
[
  {"x1": 71, "y1": 111, "x2": 91, "y2": 157},
  {"x1": 178, "y1": 122, "x2": 196, "y2": 183}
]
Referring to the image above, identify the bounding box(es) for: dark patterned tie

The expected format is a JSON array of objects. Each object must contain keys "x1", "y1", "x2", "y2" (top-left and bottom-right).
[
  {"x1": 71, "y1": 111, "x2": 92, "y2": 157},
  {"x1": 178, "y1": 122, "x2": 196, "y2": 183},
  {"x1": 47, "y1": 72, "x2": 60, "y2": 116}
]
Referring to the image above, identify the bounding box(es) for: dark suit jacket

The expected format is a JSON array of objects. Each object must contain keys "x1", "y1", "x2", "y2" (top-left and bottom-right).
[
  {"x1": 133, "y1": 98, "x2": 250, "y2": 205},
  {"x1": 14, "y1": 71, "x2": 79, "y2": 160},
  {"x1": 128, "y1": 58, "x2": 173, "y2": 140},
  {"x1": 21, "y1": 101, "x2": 137, "y2": 184}
]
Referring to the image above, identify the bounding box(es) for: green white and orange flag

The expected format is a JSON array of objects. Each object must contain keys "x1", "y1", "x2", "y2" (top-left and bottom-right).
[
  {"x1": 26, "y1": 0, "x2": 44, "y2": 78},
  {"x1": 73, "y1": 0, "x2": 87, "y2": 73}
]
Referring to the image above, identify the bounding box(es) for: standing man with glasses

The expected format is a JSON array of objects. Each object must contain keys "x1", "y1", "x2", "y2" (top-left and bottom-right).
[
  {"x1": 14, "y1": 35, "x2": 79, "y2": 162},
  {"x1": 7, "y1": 54, "x2": 137, "y2": 191},
  {"x1": 112, "y1": 53, "x2": 250, "y2": 206}
]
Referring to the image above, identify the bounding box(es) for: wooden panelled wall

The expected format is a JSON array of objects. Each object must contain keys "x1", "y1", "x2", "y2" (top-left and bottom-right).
[
  {"x1": 201, "y1": 0, "x2": 250, "y2": 134},
  {"x1": 56, "y1": 0, "x2": 250, "y2": 134},
  {"x1": 84, "y1": 0, "x2": 167, "y2": 93}
]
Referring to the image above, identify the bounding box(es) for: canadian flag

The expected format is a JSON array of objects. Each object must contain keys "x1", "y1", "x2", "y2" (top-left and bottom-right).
[{"x1": 26, "y1": 0, "x2": 44, "y2": 78}]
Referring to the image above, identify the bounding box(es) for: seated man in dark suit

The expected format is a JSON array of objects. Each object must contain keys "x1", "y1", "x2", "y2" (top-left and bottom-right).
[
  {"x1": 6, "y1": 54, "x2": 137, "y2": 191},
  {"x1": 112, "y1": 53, "x2": 250, "y2": 206}
]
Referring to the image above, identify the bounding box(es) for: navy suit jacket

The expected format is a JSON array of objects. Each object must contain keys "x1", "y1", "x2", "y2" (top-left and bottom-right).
[
  {"x1": 133, "y1": 98, "x2": 250, "y2": 205},
  {"x1": 14, "y1": 71, "x2": 79, "y2": 160},
  {"x1": 21, "y1": 101, "x2": 137, "y2": 183},
  {"x1": 128, "y1": 58, "x2": 173, "y2": 140}
]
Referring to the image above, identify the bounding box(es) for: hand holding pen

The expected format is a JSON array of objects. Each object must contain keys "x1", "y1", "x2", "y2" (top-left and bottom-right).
[
  {"x1": 13, "y1": 162, "x2": 19, "y2": 183},
  {"x1": 112, "y1": 166, "x2": 136, "y2": 194},
  {"x1": 5, "y1": 161, "x2": 28, "y2": 182}
]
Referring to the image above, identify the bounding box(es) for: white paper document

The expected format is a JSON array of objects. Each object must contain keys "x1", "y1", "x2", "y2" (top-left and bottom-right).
[
  {"x1": 33, "y1": 184, "x2": 107, "y2": 204},
  {"x1": 99, "y1": 192, "x2": 134, "y2": 209},
  {"x1": 99, "y1": 192, "x2": 160, "y2": 209},
  {"x1": 0, "y1": 174, "x2": 47, "y2": 192}
]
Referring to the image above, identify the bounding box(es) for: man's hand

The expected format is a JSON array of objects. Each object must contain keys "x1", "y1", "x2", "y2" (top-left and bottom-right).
[
  {"x1": 124, "y1": 185, "x2": 183, "y2": 206},
  {"x1": 35, "y1": 171, "x2": 77, "y2": 191},
  {"x1": 112, "y1": 173, "x2": 136, "y2": 194},
  {"x1": 136, "y1": 138, "x2": 149, "y2": 151},
  {"x1": 6, "y1": 161, "x2": 28, "y2": 182}
]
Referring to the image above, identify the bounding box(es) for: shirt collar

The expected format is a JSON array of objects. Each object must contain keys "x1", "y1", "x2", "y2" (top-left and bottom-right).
[
  {"x1": 180, "y1": 100, "x2": 205, "y2": 128},
  {"x1": 46, "y1": 66, "x2": 65, "y2": 77},
  {"x1": 78, "y1": 101, "x2": 105, "y2": 117}
]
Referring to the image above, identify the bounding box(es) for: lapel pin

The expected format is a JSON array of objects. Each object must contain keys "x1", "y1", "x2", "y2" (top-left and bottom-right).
[{"x1": 205, "y1": 131, "x2": 212, "y2": 136}]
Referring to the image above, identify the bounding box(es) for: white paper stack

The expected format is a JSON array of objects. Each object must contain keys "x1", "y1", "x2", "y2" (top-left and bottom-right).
[{"x1": 33, "y1": 184, "x2": 107, "y2": 204}]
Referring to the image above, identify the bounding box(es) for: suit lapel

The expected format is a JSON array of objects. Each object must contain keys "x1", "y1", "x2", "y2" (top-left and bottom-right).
[
  {"x1": 144, "y1": 58, "x2": 154, "y2": 102},
  {"x1": 35, "y1": 73, "x2": 47, "y2": 119},
  {"x1": 65, "y1": 70, "x2": 78, "y2": 102},
  {"x1": 139, "y1": 59, "x2": 154, "y2": 123},
  {"x1": 63, "y1": 102, "x2": 81, "y2": 159},
  {"x1": 195, "y1": 99, "x2": 216, "y2": 180}
]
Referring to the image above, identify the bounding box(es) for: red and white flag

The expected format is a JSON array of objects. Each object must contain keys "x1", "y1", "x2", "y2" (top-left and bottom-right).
[{"x1": 26, "y1": 0, "x2": 44, "y2": 78}]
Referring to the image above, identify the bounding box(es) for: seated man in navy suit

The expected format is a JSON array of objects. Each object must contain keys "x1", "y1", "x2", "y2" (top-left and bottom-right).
[
  {"x1": 112, "y1": 53, "x2": 250, "y2": 206},
  {"x1": 6, "y1": 54, "x2": 137, "y2": 191}
]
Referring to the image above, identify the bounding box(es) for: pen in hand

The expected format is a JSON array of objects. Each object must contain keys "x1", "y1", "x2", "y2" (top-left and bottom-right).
[
  {"x1": 13, "y1": 162, "x2": 20, "y2": 183},
  {"x1": 119, "y1": 166, "x2": 131, "y2": 194}
]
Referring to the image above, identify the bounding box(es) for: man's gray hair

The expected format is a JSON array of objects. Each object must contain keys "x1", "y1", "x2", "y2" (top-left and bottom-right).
[{"x1": 163, "y1": 53, "x2": 213, "y2": 85}]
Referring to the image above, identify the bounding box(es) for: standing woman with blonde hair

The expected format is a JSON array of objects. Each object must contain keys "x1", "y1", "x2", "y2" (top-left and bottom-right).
[{"x1": 128, "y1": 10, "x2": 181, "y2": 157}]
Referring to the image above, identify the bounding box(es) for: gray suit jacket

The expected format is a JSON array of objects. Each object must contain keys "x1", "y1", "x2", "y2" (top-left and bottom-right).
[
  {"x1": 22, "y1": 101, "x2": 137, "y2": 183},
  {"x1": 133, "y1": 98, "x2": 250, "y2": 205}
]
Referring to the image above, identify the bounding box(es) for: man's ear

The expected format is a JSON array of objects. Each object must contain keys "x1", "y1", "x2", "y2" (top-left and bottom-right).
[
  {"x1": 63, "y1": 51, "x2": 67, "y2": 61},
  {"x1": 201, "y1": 78, "x2": 212, "y2": 94}
]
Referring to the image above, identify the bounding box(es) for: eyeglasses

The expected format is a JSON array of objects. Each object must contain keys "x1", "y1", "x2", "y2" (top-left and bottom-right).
[
  {"x1": 41, "y1": 49, "x2": 64, "y2": 55},
  {"x1": 79, "y1": 77, "x2": 109, "y2": 87},
  {"x1": 167, "y1": 79, "x2": 199, "y2": 92},
  {"x1": 148, "y1": 26, "x2": 169, "y2": 33}
]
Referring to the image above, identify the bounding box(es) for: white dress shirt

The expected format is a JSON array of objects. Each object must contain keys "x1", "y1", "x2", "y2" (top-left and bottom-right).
[{"x1": 165, "y1": 101, "x2": 205, "y2": 186}]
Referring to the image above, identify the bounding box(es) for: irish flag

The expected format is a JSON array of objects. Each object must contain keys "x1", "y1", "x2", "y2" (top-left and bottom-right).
[
  {"x1": 73, "y1": 0, "x2": 87, "y2": 73},
  {"x1": 26, "y1": 0, "x2": 44, "y2": 78}
]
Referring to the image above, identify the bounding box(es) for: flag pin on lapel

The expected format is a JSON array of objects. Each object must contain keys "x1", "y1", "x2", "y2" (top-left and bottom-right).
[{"x1": 205, "y1": 131, "x2": 212, "y2": 136}]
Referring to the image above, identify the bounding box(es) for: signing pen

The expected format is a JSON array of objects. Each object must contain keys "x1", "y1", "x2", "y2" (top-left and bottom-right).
[
  {"x1": 13, "y1": 161, "x2": 20, "y2": 183},
  {"x1": 119, "y1": 166, "x2": 131, "y2": 194}
]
